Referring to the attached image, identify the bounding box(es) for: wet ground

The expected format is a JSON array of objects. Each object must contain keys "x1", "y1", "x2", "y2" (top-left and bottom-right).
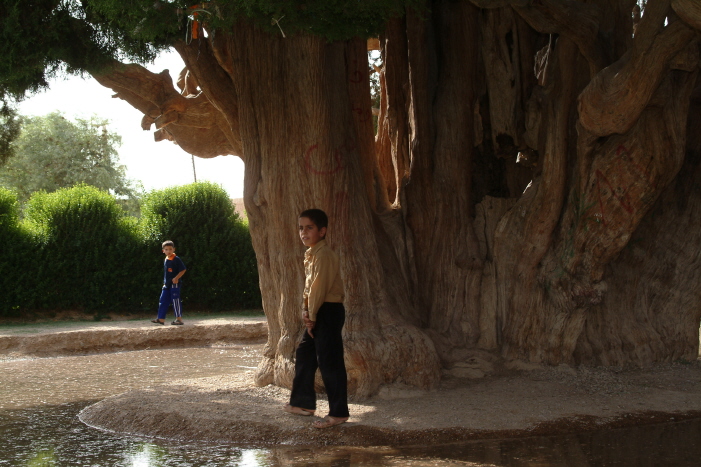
[
  {"x1": 0, "y1": 346, "x2": 261, "y2": 410},
  {"x1": 3, "y1": 345, "x2": 701, "y2": 466}
]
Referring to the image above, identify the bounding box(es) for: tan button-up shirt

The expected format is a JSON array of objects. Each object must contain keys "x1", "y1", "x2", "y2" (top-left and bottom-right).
[{"x1": 304, "y1": 239, "x2": 344, "y2": 321}]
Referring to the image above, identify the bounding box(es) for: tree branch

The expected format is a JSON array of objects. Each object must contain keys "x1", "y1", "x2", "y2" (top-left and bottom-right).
[
  {"x1": 466, "y1": 0, "x2": 607, "y2": 73},
  {"x1": 174, "y1": 35, "x2": 243, "y2": 157},
  {"x1": 513, "y1": 0, "x2": 607, "y2": 74},
  {"x1": 578, "y1": 4, "x2": 696, "y2": 137},
  {"x1": 92, "y1": 61, "x2": 237, "y2": 159},
  {"x1": 673, "y1": 0, "x2": 701, "y2": 31}
]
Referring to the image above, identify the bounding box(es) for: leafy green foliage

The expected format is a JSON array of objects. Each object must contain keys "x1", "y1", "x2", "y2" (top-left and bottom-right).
[
  {"x1": 82, "y1": 0, "x2": 184, "y2": 54},
  {"x1": 0, "y1": 187, "x2": 20, "y2": 227},
  {"x1": 22, "y1": 184, "x2": 150, "y2": 310},
  {"x1": 0, "y1": 183, "x2": 259, "y2": 316},
  {"x1": 85, "y1": 0, "x2": 423, "y2": 44},
  {"x1": 0, "y1": 0, "x2": 422, "y2": 99},
  {"x1": 217, "y1": 0, "x2": 424, "y2": 41},
  {"x1": 0, "y1": 112, "x2": 142, "y2": 212},
  {"x1": 0, "y1": 0, "x2": 173, "y2": 99},
  {"x1": 1, "y1": 0, "x2": 111, "y2": 98},
  {"x1": 0, "y1": 188, "x2": 33, "y2": 316},
  {"x1": 141, "y1": 181, "x2": 260, "y2": 309}
]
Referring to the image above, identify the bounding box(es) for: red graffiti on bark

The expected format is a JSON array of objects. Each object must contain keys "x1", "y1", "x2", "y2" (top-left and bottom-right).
[
  {"x1": 594, "y1": 175, "x2": 609, "y2": 227},
  {"x1": 616, "y1": 145, "x2": 657, "y2": 189},
  {"x1": 349, "y1": 59, "x2": 365, "y2": 84},
  {"x1": 352, "y1": 107, "x2": 372, "y2": 122},
  {"x1": 305, "y1": 143, "x2": 355, "y2": 175},
  {"x1": 593, "y1": 169, "x2": 635, "y2": 227},
  {"x1": 591, "y1": 145, "x2": 657, "y2": 225}
]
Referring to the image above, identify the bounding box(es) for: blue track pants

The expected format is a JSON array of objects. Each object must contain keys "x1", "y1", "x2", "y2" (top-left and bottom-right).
[{"x1": 157, "y1": 284, "x2": 183, "y2": 320}]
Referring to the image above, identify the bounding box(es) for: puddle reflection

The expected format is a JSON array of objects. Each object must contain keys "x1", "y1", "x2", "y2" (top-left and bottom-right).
[{"x1": 4, "y1": 400, "x2": 701, "y2": 466}]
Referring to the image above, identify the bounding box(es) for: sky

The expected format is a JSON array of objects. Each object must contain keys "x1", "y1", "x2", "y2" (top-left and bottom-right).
[{"x1": 17, "y1": 51, "x2": 245, "y2": 199}]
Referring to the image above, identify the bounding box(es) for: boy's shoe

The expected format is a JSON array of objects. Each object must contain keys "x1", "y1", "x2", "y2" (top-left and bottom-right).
[
  {"x1": 151, "y1": 319, "x2": 165, "y2": 325},
  {"x1": 171, "y1": 320, "x2": 184, "y2": 325}
]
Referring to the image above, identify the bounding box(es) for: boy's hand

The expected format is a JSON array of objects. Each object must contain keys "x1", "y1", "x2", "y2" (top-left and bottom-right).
[
  {"x1": 172, "y1": 278, "x2": 179, "y2": 284},
  {"x1": 302, "y1": 310, "x2": 315, "y2": 338}
]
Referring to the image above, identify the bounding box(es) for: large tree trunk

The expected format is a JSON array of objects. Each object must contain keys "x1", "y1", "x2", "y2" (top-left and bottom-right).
[
  {"x1": 92, "y1": 0, "x2": 701, "y2": 396},
  {"x1": 224, "y1": 23, "x2": 441, "y2": 396}
]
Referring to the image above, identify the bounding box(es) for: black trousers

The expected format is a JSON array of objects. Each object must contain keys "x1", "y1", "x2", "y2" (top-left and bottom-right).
[{"x1": 289, "y1": 302, "x2": 349, "y2": 418}]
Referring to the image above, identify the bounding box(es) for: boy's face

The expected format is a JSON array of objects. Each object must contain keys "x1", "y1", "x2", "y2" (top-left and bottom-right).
[
  {"x1": 163, "y1": 246, "x2": 175, "y2": 256},
  {"x1": 299, "y1": 217, "x2": 326, "y2": 247}
]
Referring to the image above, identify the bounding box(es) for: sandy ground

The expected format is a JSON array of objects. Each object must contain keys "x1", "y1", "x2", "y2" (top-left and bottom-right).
[{"x1": 4, "y1": 316, "x2": 701, "y2": 447}]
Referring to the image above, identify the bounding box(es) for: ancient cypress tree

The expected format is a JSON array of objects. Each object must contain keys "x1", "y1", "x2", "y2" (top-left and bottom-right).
[{"x1": 3, "y1": 0, "x2": 701, "y2": 396}]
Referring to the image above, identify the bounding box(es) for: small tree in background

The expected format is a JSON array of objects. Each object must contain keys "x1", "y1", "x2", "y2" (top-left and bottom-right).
[
  {"x1": 0, "y1": 103, "x2": 21, "y2": 166},
  {"x1": 0, "y1": 112, "x2": 142, "y2": 213}
]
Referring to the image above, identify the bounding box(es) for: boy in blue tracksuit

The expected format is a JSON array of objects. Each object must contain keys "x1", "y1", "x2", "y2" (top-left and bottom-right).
[{"x1": 151, "y1": 240, "x2": 187, "y2": 325}]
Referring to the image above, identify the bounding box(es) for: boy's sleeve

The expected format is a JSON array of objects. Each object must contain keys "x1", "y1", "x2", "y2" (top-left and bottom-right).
[
  {"x1": 177, "y1": 257, "x2": 187, "y2": 272},
  {"x1": 306, "y1": 251, "x2": 336, "y2": 322}
]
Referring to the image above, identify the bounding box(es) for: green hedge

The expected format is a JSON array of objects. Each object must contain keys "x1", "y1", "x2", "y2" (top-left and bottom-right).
[
  {"x1": 141, "y1": 182, "x2": 260, "y2": 310},
  {"x1": 0, "y1": 183, "x2": 260, "y2": 317},
  {"x1": 0, "y1": 188, "x2": 32, "y2": 316}
]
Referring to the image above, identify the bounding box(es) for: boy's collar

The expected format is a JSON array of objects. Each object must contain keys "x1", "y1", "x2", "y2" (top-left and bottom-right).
[
  {"x1": 166, "y1": 253, "x2": 176, "y2": 260},
  {"x1": 307, "y1": 239, "x2": 327, "y2": 254}
]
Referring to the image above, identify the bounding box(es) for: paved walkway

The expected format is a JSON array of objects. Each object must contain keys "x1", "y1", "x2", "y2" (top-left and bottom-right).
[{"x1": 0, "y1": 315, "x2": 268, "y2": 357}]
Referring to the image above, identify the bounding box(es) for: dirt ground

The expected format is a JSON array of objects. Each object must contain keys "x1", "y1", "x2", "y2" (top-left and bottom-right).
[{"x1": 4, "y1": 316, "x2": 701, "y2": 447}]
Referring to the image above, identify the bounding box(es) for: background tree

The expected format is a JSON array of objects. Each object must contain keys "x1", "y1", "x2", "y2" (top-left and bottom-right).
[
  {"x1": 0, "y1": 112, "x2": 142, "y2": 212},
  {"x1": 0, "y1": 103, "x2": 21, "y2": 165},
  {"x1": 3, "y1": 0, "x2": 701, "y2": 397}
]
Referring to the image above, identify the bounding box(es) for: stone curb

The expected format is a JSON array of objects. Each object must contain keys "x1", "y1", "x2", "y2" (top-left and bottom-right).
[{"x1": 0, "y1": 320, "x2": 268, "y2": 357}]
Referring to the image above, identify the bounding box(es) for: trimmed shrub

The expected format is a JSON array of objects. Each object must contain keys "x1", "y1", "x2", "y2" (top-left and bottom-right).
[
  {"x1": 141, "y1": 182, "x2": 260, "y2": 310},
  {"x1": 0, "y1": 188, "x2": 33, "y2": 316},
  {"x1": 0, "y1": 182, "x2": 260, "y2": 316},
  {"x1": 0, "y1": 187, "x2": 19, "y2": 226},
  {"x1": 22, "y1": 184, "x2": 152, "y2": 311}
]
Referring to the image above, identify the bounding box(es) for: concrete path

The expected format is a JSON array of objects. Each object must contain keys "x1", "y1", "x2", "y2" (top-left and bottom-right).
[{"x1": 0, "y1": 315, "x2": 267, "y2": 357}]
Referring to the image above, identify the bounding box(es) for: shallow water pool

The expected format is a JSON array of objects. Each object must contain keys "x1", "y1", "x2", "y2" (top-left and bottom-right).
[{"x1": 2, "y1": 347, "x2": 701, "y2": 466}]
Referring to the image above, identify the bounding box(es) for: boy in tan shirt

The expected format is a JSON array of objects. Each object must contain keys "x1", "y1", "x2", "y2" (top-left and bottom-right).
[{"x1": 283, "y1": 209, "x2": 349, "y2": 428}]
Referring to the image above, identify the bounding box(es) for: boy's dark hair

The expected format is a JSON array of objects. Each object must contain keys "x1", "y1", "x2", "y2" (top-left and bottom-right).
[
  {"x1": 299, "y1": 209, "x2": 328, "y2": 230},
  {"x1": 162, "y1": 240, "x2": 175, "y2": 248}
]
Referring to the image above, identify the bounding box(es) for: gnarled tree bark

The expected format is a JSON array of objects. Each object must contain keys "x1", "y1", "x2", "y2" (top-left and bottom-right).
[{"x1": 90, "y1": 0, "x2": 701, "y2": 395}]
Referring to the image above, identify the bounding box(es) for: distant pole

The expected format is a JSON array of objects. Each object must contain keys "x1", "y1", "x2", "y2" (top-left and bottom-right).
[{"x1": 191, "y1": 154, "x2": 197, "y2": 182}]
